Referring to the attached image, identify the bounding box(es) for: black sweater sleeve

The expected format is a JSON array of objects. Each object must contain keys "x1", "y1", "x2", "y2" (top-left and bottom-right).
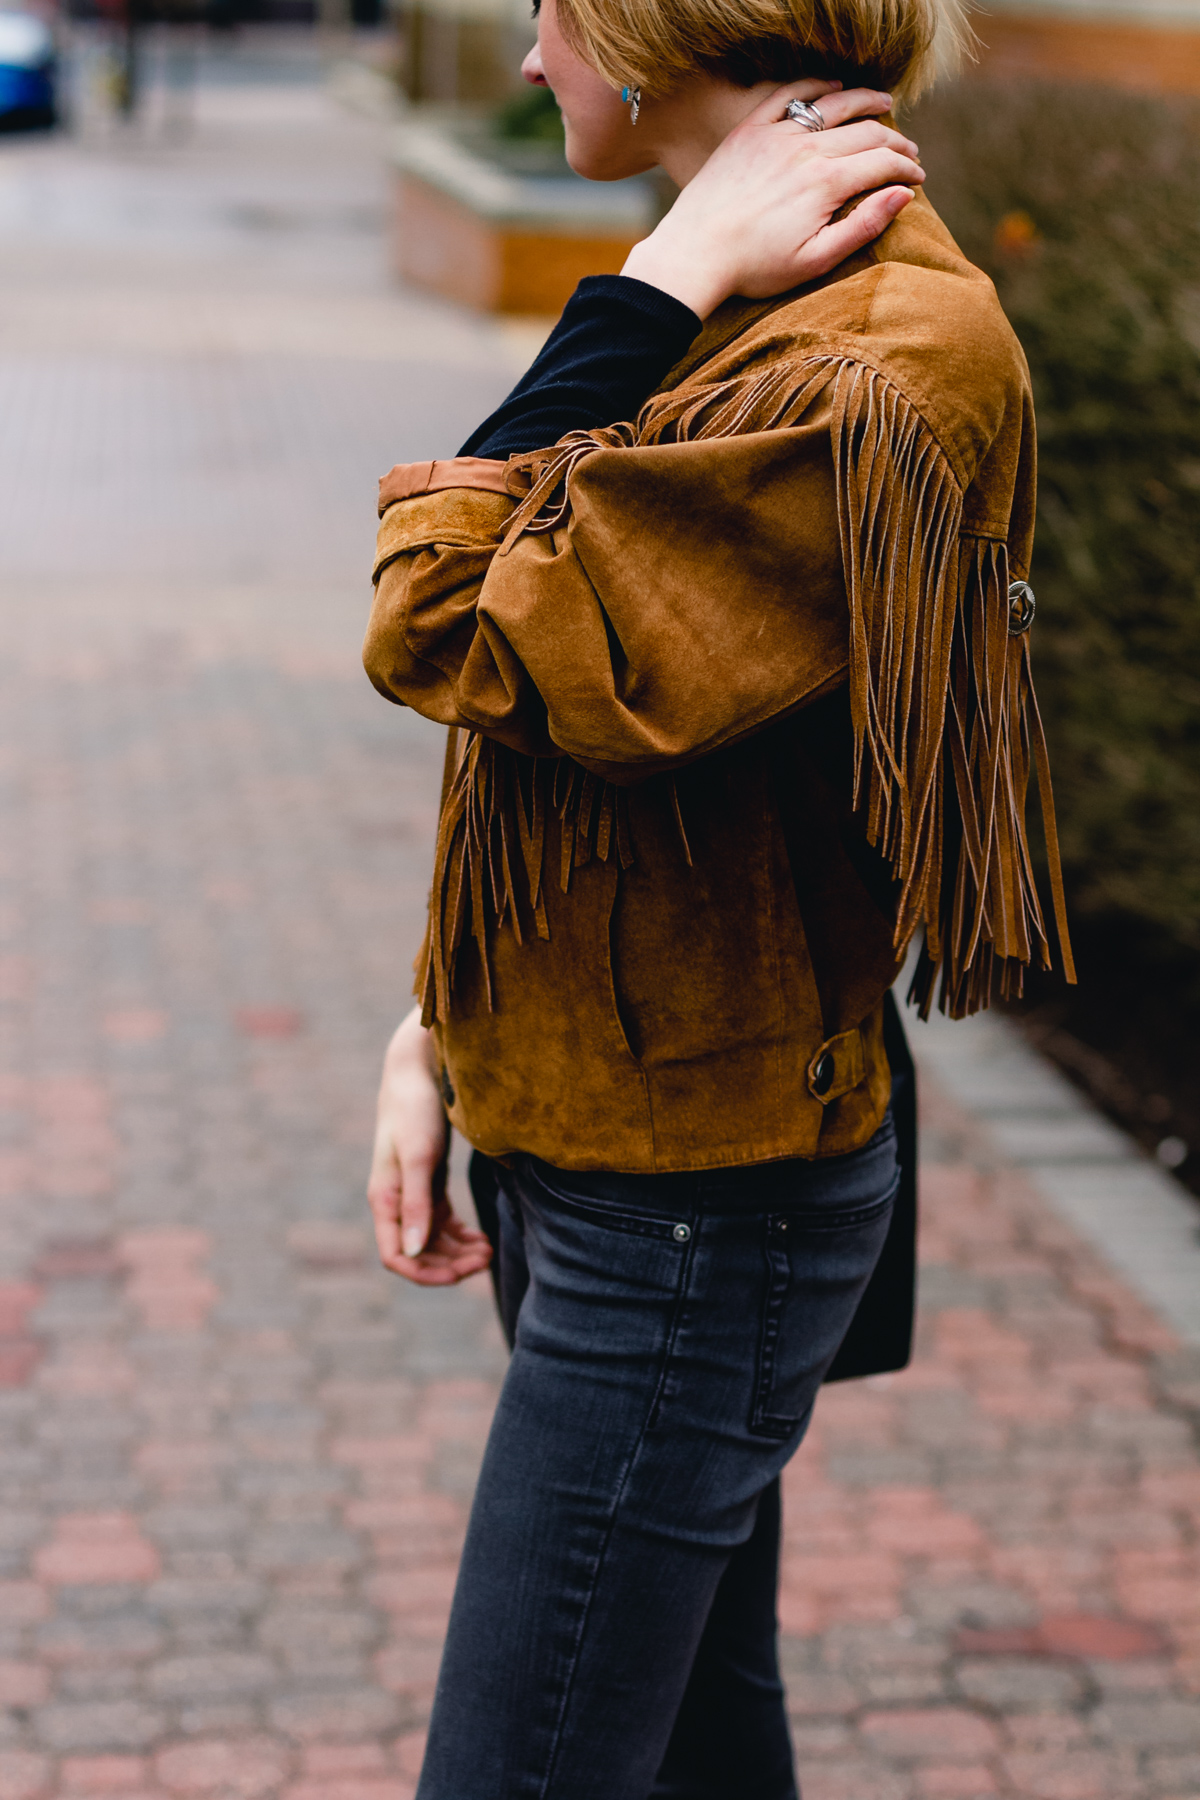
[{"x1": 458, "y1": 274, "x2": 702, "y2": 460}]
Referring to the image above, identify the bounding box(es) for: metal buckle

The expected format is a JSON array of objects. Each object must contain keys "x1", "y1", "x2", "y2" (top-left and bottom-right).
[{"x1": 1008, "y1": 580, "x2": 1036, "y2": 635}]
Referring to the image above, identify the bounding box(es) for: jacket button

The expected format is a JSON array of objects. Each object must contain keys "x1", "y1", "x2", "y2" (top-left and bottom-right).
[
  {"x1": 1008, "y1": 579, "x2": 1036, "y2": 635},
  {"x1": 812, "y1": 1052, "x2": 835, "y2": 1097},
  {"x1": 673, "y1": 1223, "x2": 691, "y2": 1243},
  {"x1": 439, "y1": 1067, "x2": 455, "y2": 1108}
]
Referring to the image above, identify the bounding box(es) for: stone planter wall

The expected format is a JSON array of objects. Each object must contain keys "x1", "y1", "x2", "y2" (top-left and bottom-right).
[{"x1": 392, "y1": 117, "x2": 657, "y2": 314}]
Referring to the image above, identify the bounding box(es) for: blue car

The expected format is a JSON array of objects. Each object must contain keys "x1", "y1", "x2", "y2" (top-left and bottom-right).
[{"x1": 0, "y1": 11, "x2": 56, "y2": 129}]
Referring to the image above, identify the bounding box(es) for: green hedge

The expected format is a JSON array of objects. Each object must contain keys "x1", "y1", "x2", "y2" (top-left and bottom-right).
[{"x1": 910, "y1": 79, "x2": 1200, "y2": 962}]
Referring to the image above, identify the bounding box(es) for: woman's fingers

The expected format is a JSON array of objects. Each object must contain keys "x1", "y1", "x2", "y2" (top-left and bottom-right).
[
  {"x1": 791, "y1": 147, "x2": 924, "y2": 232},
  {"x1": 366, "y1": 1009, "x2": 458, "y2": 1285},
  {"x1": 397, "y1": 1130, "x2": 444, "y2": 1259},
  {"x1": 366, "y1": 1116, "x2": 440, "y2": 1267},
  {"x1": 372, "y1": 1122, "x2": 490, "y2": 1286},
  {"x1": 377, "y1": 1197, "x2": 492, "y2": 1287},
  {"x1": 819, "y1": 146, "x2": 925, "y2": 203},
  {"x1": 753, "y1": 77, "x2": 842, "y2": 123},
  {"x1": 807, "y1": 120, "x2": 921, "y2": 162},
  {"x1": 439, "y1": 1211, "x2": 492, "y2": 1250},
  {"x1": 399, "y1": 1203, "x2": 493, "y2": 1287},
  {"x1": 364, "y1": 1009, "x2": 488, "y2": 1290},
  {"x1": 762, "y1": 81, "x2": 892, "y2": 130},
  {"x1": 799, "y1": 87, "x2": 895, "y2": 129},
  {"x1": 367, "y1": 1117, "x2": 408, "y2": 1268},
  {"x1": 800, "y1": 185, "x2": 915, "y2": 278}
]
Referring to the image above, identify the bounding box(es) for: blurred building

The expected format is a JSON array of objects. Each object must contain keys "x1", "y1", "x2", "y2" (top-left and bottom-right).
[
  {"x1": 972, "y1": 0, "x2": 1200, "y2": 93},
  {"x1": 398, "y1": 0, "x2": 529, "y2": 104}
]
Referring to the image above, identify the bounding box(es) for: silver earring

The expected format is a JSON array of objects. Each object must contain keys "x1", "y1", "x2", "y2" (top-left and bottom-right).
[{"x1": 620, "y1": 84, "x2": 641, "y2": 124}]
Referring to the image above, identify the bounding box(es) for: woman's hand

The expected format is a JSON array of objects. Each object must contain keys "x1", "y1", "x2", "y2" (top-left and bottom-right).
[
  {"x1": 367, "y1": 1006, "x2": 492, "y2": 1287},
  {"x1": 622, "y1": 80, "x2": 925, "y2": 319}
]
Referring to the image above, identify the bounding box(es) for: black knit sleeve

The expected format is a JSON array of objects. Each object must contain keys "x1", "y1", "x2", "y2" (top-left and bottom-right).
[{"x1": 458, "y1": 274, "x2": 701, "y2": 459}]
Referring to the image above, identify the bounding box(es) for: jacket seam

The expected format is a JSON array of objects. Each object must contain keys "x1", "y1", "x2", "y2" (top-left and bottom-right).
[
  {"x1": 958, "y1": 525, "x2": 1016, "y2": 552},
  {"x1": 808, "y1": 341, "x2": 975, "y2": 494},
  {"x1": 818, "y1": 305, "x2": 978, "y2": 492},
  {"x1": 645, "y1": 330, "x2": 977, "y2": 497}
]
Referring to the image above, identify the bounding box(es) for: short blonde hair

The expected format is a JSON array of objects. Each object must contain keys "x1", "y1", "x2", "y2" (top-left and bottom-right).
[{"x1": 557, "y1": 0, "x2": 972, "y2": 106}]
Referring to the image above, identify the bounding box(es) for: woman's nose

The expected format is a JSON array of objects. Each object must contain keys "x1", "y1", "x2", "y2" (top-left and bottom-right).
[{"x1": 521, "y1": 44, "x2": 548, "y2": 85}]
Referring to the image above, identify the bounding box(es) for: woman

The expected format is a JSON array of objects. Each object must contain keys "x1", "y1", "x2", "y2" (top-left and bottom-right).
[{"x1": 363, "y1": 0, "x2": 1072, "y2": 1788}]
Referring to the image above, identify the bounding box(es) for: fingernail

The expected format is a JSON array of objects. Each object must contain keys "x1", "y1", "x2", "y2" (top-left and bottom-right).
[{"x1": 402, "y1": 1227, "x2": 426, "y2": 1258}]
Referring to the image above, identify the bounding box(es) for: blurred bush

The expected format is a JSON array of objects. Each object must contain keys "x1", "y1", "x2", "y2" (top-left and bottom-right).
[
  {"x1": 912, "y1": 80, "x2": 1200, "y2": 967},
  {"x1": 493, "y1": 83, "x2": 564, "y2": 142}
]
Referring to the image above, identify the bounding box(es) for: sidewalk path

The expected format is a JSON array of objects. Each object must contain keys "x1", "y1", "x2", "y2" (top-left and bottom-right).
[{"x1": 0, "y1": 44, "x2": 1198, "y2": 1800}]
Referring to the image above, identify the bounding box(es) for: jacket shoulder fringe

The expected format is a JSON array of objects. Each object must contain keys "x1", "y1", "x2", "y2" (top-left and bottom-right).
[
  {"x1": 818, "y1": 356, "x2": 1073, "y2": 1018},
  {"x1": 418, "y1": 352, "x2": 1074, "y2": 1025},
  {"x1": 641, "y1": 351, "x2": 1074, "y2": 1018}
]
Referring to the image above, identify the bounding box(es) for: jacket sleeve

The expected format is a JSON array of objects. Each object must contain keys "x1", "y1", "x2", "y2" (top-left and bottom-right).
[{"x1": 363, "y1": 408, "x2": 852, "y2": 782}]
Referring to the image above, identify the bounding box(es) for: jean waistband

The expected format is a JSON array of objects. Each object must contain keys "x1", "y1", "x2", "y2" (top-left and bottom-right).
[{"x1": 519, "y1": 1104, "x2": 897, "y2": 1219}]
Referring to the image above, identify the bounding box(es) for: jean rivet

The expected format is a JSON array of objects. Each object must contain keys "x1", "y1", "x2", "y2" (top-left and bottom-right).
[{"x1": 673, "y1": 1223, "x2": 691, "y2": 1243}]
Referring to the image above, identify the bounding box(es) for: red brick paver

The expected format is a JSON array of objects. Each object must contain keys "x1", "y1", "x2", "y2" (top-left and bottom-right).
[{"x1": 0, "y1": 36, "x2": 1197, "y2": 1800}]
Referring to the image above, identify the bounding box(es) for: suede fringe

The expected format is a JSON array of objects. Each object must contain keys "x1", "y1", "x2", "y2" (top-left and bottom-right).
[
  {"x1": 421, "y1": 354, "x2": 1073, "y2": 1023},
  {"x1": 418, "y1": 732, "x2": 637, "y2": 1025},
  {"x1": 635, "y1": 353, "x2": 1074, "y2": 1016},
  {"x1": 822, "y1": 360, "x2": 1073, "y2": 1016}
]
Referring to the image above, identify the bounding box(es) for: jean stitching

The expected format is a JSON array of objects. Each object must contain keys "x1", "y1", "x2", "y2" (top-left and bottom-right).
[
  {"x1": 751, "y1": 1217, "x2": 793, "y2": 1437},
  {"x1": 646, "y1": 1220, "x2": 699, "y2": 1431},
  {"x1": 784, "y1": 1193, "x2": 897, "y2": 1233},
  {"x1": 524, "y1": 1161, "x2": 684, "y2": 1241},
  {"x1": 535, "y1": 1222, "x2": 696, "y2": 1800},
  {"x1": 550, "y1": 1200, "x2": 679, "y2": 1240},
  {"x1": 749, "y1": 1178, "x2": 901, "y2": 1438}
]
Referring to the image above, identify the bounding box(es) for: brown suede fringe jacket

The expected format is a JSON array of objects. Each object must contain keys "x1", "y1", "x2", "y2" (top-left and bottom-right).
[{"x1": 365, "y1": 192, "x2": 1073, "y2": 1176}]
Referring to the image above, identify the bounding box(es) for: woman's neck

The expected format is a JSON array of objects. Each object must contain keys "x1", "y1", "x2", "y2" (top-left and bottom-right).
[{"x1": 642, "y1": 78, "x2": 779, "y2": 187}]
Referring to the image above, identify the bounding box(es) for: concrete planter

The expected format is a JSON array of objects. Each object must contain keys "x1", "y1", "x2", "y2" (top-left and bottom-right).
[{"x1": 392, "y1": 116, "x2": 658, "y2": 313}]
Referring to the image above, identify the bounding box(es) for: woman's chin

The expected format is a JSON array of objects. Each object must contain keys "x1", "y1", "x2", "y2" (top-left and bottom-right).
[{"x1": 563, "y1": 129, "x2": 655, "y2": 183}]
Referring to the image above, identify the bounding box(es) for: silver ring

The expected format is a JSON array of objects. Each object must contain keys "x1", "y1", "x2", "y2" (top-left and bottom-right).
[{"x1": 786, "y1": 98, "x2": 825, "y2": 131}]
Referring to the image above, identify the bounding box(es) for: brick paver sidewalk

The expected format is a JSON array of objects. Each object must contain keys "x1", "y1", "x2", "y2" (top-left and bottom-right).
[{"x1": 0, "y1": 43, "x2": 1198, "y2": 1800}]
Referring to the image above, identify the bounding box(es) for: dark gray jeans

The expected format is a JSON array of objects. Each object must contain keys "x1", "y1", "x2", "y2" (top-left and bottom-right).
[{"x1": 415, "y1": 1114, "x2": 900, "y2": 1800}]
